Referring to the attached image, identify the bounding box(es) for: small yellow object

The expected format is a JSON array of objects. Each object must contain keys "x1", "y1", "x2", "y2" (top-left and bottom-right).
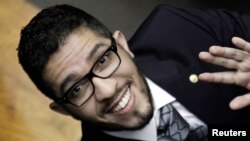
[{"x1": 189, "y1": 74, "x2": 199, "y2": 83}]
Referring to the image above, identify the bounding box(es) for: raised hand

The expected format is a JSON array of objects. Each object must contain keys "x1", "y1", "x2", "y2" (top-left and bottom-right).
[{"x1": 198, "y1": 37, "x2": 250, "y2": 110}]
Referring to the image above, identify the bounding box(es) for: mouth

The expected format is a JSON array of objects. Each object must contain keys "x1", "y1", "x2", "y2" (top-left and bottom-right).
[{"x1": 106, "y1": 84, "x2": 133, "y2": 114}]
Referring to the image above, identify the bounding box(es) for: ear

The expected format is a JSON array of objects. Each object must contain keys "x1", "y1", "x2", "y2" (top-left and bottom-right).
[
  {"x1": 113, "y1": 30, "x2": 134, "y2": 58},
  {"x1": 49, "y1": 102, "x2": 70, "y2": 116}
]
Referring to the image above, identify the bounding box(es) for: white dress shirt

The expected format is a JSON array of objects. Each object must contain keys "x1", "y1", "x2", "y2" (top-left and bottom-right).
[{"x1": 104, "y1": 78, "x2": 206, "y2": 141}]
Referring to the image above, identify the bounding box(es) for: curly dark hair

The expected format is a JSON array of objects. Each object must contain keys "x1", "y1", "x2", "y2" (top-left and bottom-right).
[{"x1": 17, "y1": 4, "x2": 112, "y2": 99}]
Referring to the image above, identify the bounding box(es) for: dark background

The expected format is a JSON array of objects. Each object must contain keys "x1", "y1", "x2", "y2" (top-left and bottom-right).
[{"x1": 27, "y1": 0, "x2": 250, "y2": 40}]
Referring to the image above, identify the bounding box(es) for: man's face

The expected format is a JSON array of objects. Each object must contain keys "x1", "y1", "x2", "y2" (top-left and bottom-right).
[{"x1": 43, "y1": 28, "x2": 153, "y2": 131}]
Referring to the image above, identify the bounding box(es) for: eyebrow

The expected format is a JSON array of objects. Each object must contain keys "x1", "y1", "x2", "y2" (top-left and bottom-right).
[
  {"x1": 86, "y1": 43, "x2": 106, "y2": 61},
  {"x1": 60, "y1": 73, "x2": 78, "y2": 97}
]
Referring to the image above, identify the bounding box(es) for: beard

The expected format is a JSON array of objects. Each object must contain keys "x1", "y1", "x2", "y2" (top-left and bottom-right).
[
  {"x1": 83, "y1": 69, "x2": 154, "y2": 132},
  {"x1": 63, "y1": 58, "x2": 154, "y2": 131}
]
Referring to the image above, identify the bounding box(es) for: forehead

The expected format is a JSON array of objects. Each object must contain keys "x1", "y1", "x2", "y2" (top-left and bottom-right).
[{"x1": 43, "y1": 28, "x2": 110, "y2": 96}]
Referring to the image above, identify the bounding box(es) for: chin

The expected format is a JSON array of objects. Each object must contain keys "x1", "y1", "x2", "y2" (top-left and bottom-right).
[
  {"x1": 131, "y1": 104, "x2": 154, "y2": 130},
  {"x1": 111, "y1": 104, "x2": 154, "y2": 131},
  {"x1": 88, "y1": 105, "x2": 154, "y2": 132}
]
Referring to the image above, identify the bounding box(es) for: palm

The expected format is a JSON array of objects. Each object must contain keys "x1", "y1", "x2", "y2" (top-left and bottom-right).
[{"x1": 199, "y1": 37, "x2": 250, "y2": 110}]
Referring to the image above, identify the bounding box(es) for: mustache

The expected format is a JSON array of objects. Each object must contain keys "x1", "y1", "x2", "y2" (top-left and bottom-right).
[{"x1": 99, "y1": 79, "x2": 132, "y2": 115}]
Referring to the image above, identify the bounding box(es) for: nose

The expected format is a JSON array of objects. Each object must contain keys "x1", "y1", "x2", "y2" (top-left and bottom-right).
[{"x1": 92, "y1": 77, "x2": 116, "y2": 102}]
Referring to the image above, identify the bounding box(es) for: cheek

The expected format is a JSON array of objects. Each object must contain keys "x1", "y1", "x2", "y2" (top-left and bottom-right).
[
  {"x1": 67, "y1": 99, "x2": 98, "y2": 121},
  {"x1": 80, "y1": 99, "x2": 98, "y2": 119},
  {"x1": 118, "y1": 57, "x2": 137, "y2": 76}
]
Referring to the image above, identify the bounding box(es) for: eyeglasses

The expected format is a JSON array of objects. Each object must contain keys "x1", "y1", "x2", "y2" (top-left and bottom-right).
[{"x1": 56, "y1": 38, "x2": 121, "y2": 107}]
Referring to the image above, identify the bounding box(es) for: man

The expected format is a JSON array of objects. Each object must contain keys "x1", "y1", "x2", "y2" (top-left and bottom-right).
[{"x1": 17, "y1": 4, "x2": 250, "y2": 141}]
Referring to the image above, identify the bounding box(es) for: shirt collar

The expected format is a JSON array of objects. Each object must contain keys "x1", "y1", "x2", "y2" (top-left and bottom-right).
[{"x1": 104, "y1": 78, "x2": 175, "y2": 141}]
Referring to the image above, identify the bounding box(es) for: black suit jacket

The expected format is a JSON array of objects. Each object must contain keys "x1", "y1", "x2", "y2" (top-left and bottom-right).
[{"x1": 81, "y1": 5, "x2": 250, "y2": 141}]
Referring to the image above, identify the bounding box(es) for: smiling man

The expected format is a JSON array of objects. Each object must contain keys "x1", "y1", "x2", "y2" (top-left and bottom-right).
[
  {"x1": 17, "y1": 4, "x2": 250, "y2": 141},
  {"x1": 43, "y1": 28, "x2": 154, "y2": 131}
]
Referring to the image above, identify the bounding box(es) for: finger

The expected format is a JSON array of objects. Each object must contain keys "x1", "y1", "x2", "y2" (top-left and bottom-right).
[
  {"x1": 199, "y1": 52, "x2": 239, "y2": 69},
  {"x1": 238, "y1": 59, "x2": 250, "y2": 72},
  {"x1": 199, "y1": 72, "x2": 236, "y2": 84},
  {"x1": 229, "y1": 93, "x2": 250, "y2": 110},
  {"x1": 208, "y1": 46, "x2": 248, "y2": 61},
  {"x1": 232, "y1": 37, "x2": 250, "y2": 53}
]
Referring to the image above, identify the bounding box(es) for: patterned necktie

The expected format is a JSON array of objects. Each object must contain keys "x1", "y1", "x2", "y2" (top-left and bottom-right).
[
  {"x1": 157, "y1": 103, "x2": 208, "y2": 141},
  {"x1": 188, "y1": 124, "x2": 207, "y2": 141},
  {"x1": 157, "y1": 103, "x2": 189, "y2": 140}
]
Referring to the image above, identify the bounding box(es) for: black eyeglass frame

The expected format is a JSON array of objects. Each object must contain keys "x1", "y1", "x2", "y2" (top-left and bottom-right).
[{"x1": 55, "y1": 38, "x2": 121, "y2": 107}]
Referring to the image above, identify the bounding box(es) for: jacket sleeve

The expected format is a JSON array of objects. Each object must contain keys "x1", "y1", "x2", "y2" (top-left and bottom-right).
[{"x1": 81, "y1": 123, "x2": 135, "y2": 141}]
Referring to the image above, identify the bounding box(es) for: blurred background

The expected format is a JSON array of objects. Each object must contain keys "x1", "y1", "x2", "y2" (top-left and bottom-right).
[{"x1": 0, "y1": 0, "x2": 250, "y2": 141}]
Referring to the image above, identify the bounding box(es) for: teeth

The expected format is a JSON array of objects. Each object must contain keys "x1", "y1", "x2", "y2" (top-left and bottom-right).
[{"x1": 112, "y1": 90, "x2": 130, "y2": 112}]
